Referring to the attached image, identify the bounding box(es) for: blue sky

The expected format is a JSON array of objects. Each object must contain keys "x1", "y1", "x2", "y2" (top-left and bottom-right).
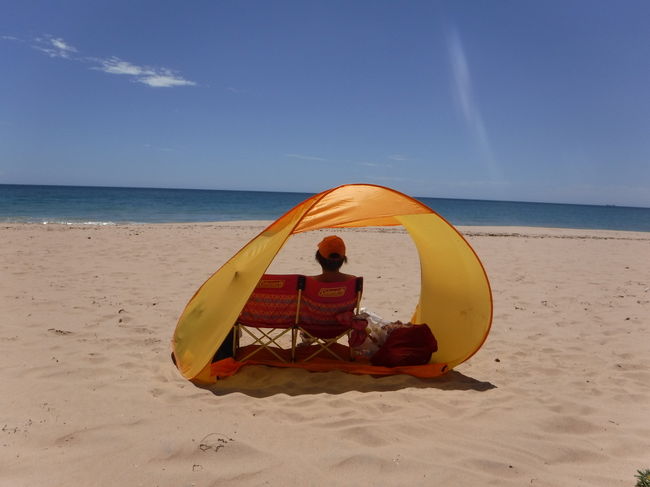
[{"x1": 1, "y1": 0, "x2": 649, "y2": 207}]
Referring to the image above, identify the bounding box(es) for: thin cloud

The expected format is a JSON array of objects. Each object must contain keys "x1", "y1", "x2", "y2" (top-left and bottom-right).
[
  {"x1": 20, "y1": 34, "x2": 196, "y2": 88},
  {"x1": 284, "y1": 153, "x2": 328, "y2": 162},
  {"x1": 445, "y1": 179, "x2": 510, "y2": 188},
  {"x1": 446, "y1": 26, "x2": 498, "y2": 177},
  {"x1": 34, "y1": 35, "x2": 78, "y2": 58},
  {"x1": 1, "y1": 35, "x2": 22, "y2": 41},
  {"x1": 100, "y1": 58, "x2": 143, "y2": 76},
  {"x1": 387, "y1": 154, "x2": 408, "y2": 161},
  {"x1": 97, "y1": 57, "x2": 196, "y2": 88},
  {"x1": 358, "y1": 161, "x2": 393, "y2": 168},
  {"x1": 140, "y1": 72, "x2": 195, "y2": 88}
]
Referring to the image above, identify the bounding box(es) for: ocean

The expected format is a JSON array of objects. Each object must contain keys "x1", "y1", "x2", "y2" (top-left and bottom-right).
[{"x1": 1, "y1": 184, "x2": 649, "y2": 232}]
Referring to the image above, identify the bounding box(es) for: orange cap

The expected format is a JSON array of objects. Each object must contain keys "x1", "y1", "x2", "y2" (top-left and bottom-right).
[{"x1": 318, "y1": 236, "x2": 346, "y2": 258}]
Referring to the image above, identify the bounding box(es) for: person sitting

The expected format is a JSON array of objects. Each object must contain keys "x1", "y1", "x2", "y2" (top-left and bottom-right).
[
  {"x1": 312, "y1": 235, "x2": 355, "y2": 282},
  {"x1": 298, "y1": 236, "x2": 357, "y2": 348}
]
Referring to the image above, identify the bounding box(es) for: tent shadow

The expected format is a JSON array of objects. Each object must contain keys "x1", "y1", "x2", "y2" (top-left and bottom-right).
[{"x1": 202, "y1": 367, "x2": 496, "y2": 398}]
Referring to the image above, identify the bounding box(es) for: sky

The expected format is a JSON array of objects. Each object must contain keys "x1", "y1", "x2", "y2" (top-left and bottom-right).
[{"x1": 1, "y1": 0, "x2": 649, "y2": 207}]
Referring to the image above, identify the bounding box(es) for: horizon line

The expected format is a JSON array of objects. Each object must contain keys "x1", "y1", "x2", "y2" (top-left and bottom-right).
[{"x1": 0, "y1": 182, "x2": 648, "y2": 210}]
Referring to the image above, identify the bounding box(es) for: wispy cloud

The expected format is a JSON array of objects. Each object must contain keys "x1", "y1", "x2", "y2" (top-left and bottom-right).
[
  {"x1": 358, "y1": 161, "x2": 393, "y2": 168},
  {"x1": 96, "y1": 57, "x2": 196, "y2": 88},
  {"x1": 446, "y1": 26, "x2": 498, "y2": 176},
  {"x1": 7, "y1": 34, "x2": 196, "y2": 88},
  {"x1": 387, "y1": 154, "x2": 408, "y2": 161},
  {"x1": 99, "y1": 58, "x2": 143, "y2": 76},
  {"x1": 444, "y1": 179, "x2": 510, "y2": 188},
  {"x1": 34, "y1": 35, "x2": 78, "y2": 58},
  {"x1": 284, "y1": 153, "x2": 328, "y2": 162},
  {"x1": 285, "y1": 154, "x2": 397, "y2": 168}
]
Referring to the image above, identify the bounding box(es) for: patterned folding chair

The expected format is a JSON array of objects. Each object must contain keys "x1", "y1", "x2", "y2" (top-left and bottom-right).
[
  {"x1": 296, "y1": 277, "x2": 363, "y2": 362},
  {"x1": 235, "y1": 274, "x2": 305, "y2": 362}
]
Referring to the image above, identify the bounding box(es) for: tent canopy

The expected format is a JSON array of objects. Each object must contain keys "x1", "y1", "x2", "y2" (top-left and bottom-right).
[{"x1": 172, "y1": 184, "x2": 492, "y2": 380}]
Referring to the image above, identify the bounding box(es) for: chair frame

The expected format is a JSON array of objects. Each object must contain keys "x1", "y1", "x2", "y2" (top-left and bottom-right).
[
  {"x1": 295, "y1": 277, "x2": 363, "y2": 362},
  {"x1": 234, "y1": 274, "x2": 304, "y2": 363},
  {"x1": 297, "y1": 326, "x2": 352, "y2": 362},
  {"x1": 233, "y1": 274, "x2": 363, "y2": 363}
]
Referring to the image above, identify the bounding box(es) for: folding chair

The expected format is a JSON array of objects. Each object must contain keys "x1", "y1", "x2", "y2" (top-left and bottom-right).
[
  {"x1": 296, "y1": 277, "x2": 363, "y2": 362},
  {"x1": 235, "y1": 274, "x2": 305, "y2": 362}
]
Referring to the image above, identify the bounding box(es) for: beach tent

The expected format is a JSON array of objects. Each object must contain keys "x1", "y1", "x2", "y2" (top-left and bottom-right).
[{"x1": 172, "y1": 184, "x2": 492, "y2": 382}]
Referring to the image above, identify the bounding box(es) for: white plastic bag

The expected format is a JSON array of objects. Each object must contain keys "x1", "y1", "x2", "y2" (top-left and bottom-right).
[{"x1": 352, "y1": 308, "x2": 392, "y2": 359}]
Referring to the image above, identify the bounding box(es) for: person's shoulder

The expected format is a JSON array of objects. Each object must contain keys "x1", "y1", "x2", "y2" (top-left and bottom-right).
[
  {"x1": 335, "y1": 273, "x2": 357, "y2": 282},
  {"x1": 309, "y1": 273, "x2": 356, "y2": 283}
]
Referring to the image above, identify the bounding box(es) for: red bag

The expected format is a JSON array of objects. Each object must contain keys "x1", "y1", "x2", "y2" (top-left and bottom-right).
[{"x1": 370, "y1": 324, "x2": 438, "y2": 367}]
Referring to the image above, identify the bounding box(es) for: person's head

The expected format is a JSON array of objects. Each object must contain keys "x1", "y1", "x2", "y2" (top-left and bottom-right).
[{"x1": 316, "y1": 235, "x2": 347, "y2": 271}]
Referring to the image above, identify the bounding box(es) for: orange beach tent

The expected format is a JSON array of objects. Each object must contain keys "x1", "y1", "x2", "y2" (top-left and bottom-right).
[{"x1": 172, "y1": 184, "x2": 492, "y2": 382}]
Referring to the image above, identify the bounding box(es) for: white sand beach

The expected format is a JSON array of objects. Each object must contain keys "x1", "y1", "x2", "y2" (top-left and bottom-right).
[{"x1": 1, "y1": 222, "x2": 649, "y2": 486}]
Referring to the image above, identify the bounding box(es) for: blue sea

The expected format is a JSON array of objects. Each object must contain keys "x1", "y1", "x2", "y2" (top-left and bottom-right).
[{"x1": 1, "y1": 184, "x2": 649, "y2": 232}]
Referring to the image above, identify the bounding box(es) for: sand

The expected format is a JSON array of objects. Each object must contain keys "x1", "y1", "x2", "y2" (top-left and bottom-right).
[{"x1": 1, "y1": 222, "x2": 649, "y2": 486}]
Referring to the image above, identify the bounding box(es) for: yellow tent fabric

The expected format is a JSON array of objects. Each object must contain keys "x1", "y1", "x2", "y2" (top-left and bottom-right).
[{"x1": 172, "y1": 184, "x2": 493, "y2": 380}]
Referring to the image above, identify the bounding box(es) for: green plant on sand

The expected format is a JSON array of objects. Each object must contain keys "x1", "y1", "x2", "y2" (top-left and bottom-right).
[{"x1": 635, "y1": 469, "x2": 650, "y2": 487}]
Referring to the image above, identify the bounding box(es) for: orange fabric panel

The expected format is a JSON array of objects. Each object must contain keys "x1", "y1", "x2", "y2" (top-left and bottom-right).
[
  {"x1": 208, "y1": 357, "x2": 449, "y2": 380},
  {"x1": 293, "y1": 184, "x2": 431, "y2": 233}
]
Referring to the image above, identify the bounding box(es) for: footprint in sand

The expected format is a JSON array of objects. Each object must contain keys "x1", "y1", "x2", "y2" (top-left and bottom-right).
[{"x1": 541, "y1": 415, "x2": 600, "y2": 435}]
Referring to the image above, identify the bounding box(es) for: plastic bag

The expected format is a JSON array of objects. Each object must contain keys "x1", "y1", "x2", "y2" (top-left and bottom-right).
[{"x1": 352, "y1": 308, "x2": 398, "y2": 359}]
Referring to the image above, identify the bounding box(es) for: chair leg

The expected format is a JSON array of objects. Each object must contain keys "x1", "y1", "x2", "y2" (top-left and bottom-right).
[
  {"x1": 302, "y1": 340, "x2": 347, "y2": 362},
  {"x1": 298, "y1": 328, "x2": 349, "y2": 362},
  {"x1": 348, "y1": 331, "x2": 354, "y2": 361},
  {"x1": 238, "y1": 326, "x2": 292, "y2": 363},
  {"x1": 233, "y1": 325, "x2": 239, "y2": 357}
]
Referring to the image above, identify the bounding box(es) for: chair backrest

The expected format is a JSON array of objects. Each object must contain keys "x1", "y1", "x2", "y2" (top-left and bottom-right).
[
  {"x1": 238, "y1": 274, "x2": 305, "y2": 327},
  {"x1": 299, "y1": 277, "x2": 363, "y2": 326}
]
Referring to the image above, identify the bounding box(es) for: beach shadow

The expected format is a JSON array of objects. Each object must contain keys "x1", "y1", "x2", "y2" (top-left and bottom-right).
[{"x1": 202, "y1": 367, "x2": 496, "y2": 398}]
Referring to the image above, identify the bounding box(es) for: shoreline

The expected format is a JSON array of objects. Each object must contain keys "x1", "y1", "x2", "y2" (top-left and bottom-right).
[{"x1": 3, "y1": 220, "x2": 650, "y2": 237}]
